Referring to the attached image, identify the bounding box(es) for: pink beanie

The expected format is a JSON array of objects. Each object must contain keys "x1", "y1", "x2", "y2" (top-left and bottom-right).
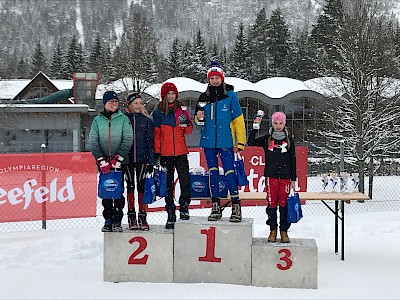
[{"x1": 271, "y1": 112, "x2": 286, "y2": 125}]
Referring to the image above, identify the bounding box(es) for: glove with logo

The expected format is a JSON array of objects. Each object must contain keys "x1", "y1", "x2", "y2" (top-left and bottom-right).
[
  {"x1": 96, "y1": 157, "x2": 111, "y2": 174},
  {"x1": 110, "y1": 154, "x2": 124, "y2": 169},
  {"x1": 178, "y1": 114, "x2": 190, "y2": 126}
]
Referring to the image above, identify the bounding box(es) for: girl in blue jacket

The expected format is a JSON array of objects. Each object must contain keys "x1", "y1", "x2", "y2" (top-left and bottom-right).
[
  {"x1": 124, "y1": 93, "x2": 154, "y2": 231},
  {"x1": 195, "y1": 62, "x2": 246, "y2": 222}
]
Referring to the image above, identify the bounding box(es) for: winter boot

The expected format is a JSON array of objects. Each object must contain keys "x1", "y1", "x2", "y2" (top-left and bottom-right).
[
  {"x1": 179, "y1": 199, "x2": 190, "y2": 220},
  {"x1": 128, "y1": 210, "x2": 138, "y2": 230},
  {"x1": 280, "y1": 231, "x2": 290, "y2": 243},
  {"x1": 138, "y1": 212, "x2": 150, "y2": 231},
  {"x1": 112, "y1": 222, "x2": 123, "y2": 232},
  {"x1": 127, "y1": 192, "x2": 138, "y2": 230},
  {"x1": 268, "y1": 230, "x2": 277, "y2": 243},
  {"x1": 208, "y1": 198, "x2": 222, "y2": 221},
  {"x1": 165, "y1": 204, "x2": 176, "y2": 229},
  {"x1": 101, "y1": 220, "x2": 113, "y2": 232},
  {"x1": 229, "y1": 201, "x2": 242, "y2": 223}
]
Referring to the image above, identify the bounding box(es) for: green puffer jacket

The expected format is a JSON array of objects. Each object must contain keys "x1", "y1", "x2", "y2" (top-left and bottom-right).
[{"x1": 89, "y1": 110, "x2": 133, "y2": 163}]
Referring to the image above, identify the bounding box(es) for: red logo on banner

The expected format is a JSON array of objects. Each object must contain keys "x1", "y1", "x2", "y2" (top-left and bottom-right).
[{"x1": 0, "y1": 152, "x2": 98, "y2": 223}]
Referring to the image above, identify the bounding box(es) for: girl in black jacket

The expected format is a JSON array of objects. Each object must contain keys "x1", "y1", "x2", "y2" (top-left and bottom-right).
[
  {"x1": 125, "y1": 93, "x2": 155, "y2": 230},
  {"x1": 248, "y1": 112, "x2": 297, "y2": 243}
]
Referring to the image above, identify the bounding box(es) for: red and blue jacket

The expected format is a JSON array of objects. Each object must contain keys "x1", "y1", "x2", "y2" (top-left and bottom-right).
[{"x1": 152, "y1": 105, "x2": 193, "y2": 157}]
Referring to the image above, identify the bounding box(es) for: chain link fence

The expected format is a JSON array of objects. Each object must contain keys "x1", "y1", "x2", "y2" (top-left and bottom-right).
[{"x1": 1, "y1": 172, "x2": 399, "y2": 234}]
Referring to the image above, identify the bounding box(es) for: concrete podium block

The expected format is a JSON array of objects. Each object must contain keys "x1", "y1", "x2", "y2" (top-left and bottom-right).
[
  {"x1": 252, "y1": 238, "x2": 318, "y2": 289},
  {"x1": 104, "y1": 225, "x2": 173, "y2": 283},
  {"x1": 174, "y1": 216, "x2": 253, "y2": 285}
]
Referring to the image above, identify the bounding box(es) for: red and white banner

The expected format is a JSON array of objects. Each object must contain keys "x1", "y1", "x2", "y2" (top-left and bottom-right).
[
  {"x1": 148, "y1": 146, "x2": 308, "y2": 210},
  {"x1": 0, "y1": 147, "x2": 308, "y2": 221},
  {"x1": 0, "y1": 152, "x2": 98, "y2": 223}
]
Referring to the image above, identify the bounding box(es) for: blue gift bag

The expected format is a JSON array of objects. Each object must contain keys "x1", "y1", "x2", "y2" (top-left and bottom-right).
[
  {"x1": 98, "y1": 171, "x2": 123, "y2": 199},
  {"x1": 287, "y1": 192, "x2": 303, "y2": 223},
  {"x1": 190, "y1": 173, "x2": 210, "y2": 198},
  {"x1": 233, "y1": 153, "x2": 249, "y2": 187},
  {"x1": 154, "y1": 166, "x2": 168, "y2": 197},
  {"x1": 143, "y1": 173, "x2": 156, "y2": 204}
]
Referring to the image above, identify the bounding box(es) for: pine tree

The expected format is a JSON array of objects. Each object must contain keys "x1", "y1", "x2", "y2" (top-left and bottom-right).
[
  {"x1": 88, "y1": 34, "x2": 106, "y2": 81},
  {"x1": 66, "y1": 35, "x2": 86, "y2": 79},
  {"x1": 30, "y1": 42, "x2": 47, "y2": 77},
  {"x1": 116, "y1": 5, "x2": 161, "y2": 92},
  {"x1": 16, "y1": 57, "x2": 29, "y2": 78},
  {"x1": 311, "y1": 0, "x2": 344, "y2": 76},
  {"x1": 248, "y1": 8, "x2": 269, "y2": 81},
  {"x1": 231, "y1": 23, "x2": 250, "y2": 80},
  {"x1": 190, "y1": 29, "x2": 208, "y2": 82},
  {"x1": 266, "y1": 8, "x2": 291, "y2": 77},
  {"x1": 50, "y1": 43, "x2": 66, "y2": 79},
  {"x1": 168, "y1": 38, "x2": 183, "y2": 78}
]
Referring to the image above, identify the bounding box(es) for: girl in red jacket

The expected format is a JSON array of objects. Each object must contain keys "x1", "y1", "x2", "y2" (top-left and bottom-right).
[{"x1": 152, "y1": 82, "x2": 193, "y2": 229}]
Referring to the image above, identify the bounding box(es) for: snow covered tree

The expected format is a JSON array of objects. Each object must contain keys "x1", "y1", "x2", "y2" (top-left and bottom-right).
[
  {"x1": 30, "y1": 42, "x2": 47, "y2": 77},
  {"x1": 311, "y1": 0, "x2": 344, "y2": 76},
  {"x1": 191, "y1": 30, "x2": 208, "y2": 82},
  {"x1": 231, "y1": 23, "x2": 250, "y2": 80},
  {"x1": 248, "y1": 8, "x2": 270, "y2": 81},
  {"x1": 266, "y1": 8, "x2": 291, "y2": 77},
  {"x1": 49, "y1": 43, "x2": 68, "y2": 79},
  {"x1": 115, "y1": 5, "x2": 160, "y2": 92},
  {"x1": 16, "y1": 57, "x2": 30, "y2": 79},
  {"x1": 284, "y1": 32, "x2": 317, "y2": 80},
  {"x1": 65, "y1": 35, "x2": 86, "y2": 79},
  {"x1": 168, "y1": 38, "x2": 184, "y2": 78},
  {"x1": 88, "y1": 34, "x2": 107, "y2": 82},
  {"x1": 316, "y1": 0, "x2": 400, "y2": 197}
]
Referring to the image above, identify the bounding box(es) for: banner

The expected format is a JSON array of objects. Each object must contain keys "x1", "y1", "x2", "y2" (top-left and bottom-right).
[
  {"x1": 0, "y1": 152, "x2": 98, "y2": 223},
  {"x1": 148, "y1": 146, "x2": 308, "y2": 210}
]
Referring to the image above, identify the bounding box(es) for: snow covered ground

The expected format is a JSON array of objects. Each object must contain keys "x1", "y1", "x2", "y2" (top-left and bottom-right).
[{"x1": 1, "y1": 209, "x2": 399, "y2": 299}]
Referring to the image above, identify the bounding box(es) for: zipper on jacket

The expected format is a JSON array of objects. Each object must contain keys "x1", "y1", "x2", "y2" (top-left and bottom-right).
[
  {"x1": 214, "y1": 89, "x2": 218, "y2": 148},
  {"x1": 108, "y1": 117, "x2": 111, "y2": 160},
  {"x1": 133, "y1": 114, "x2": 137, "y2": 162}
]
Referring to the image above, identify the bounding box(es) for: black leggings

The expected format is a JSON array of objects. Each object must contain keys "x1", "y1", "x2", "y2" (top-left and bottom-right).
[
  {"x1": 125, "y1": 162, "x2": 146, "y2": 193},
  {"x1": 161, "y1": 154, "x2": 190, "y2": 206}
]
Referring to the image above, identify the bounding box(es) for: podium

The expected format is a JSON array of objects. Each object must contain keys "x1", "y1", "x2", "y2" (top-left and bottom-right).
[
  {"x1": 103, "y1": 225, "x2": 173, "y2": 283},
  {"x1": 103, "y1": 218, "x2": 318, "y2": 288},
  {"x1": 174, "y1": 217, "x2": 253, "y2": 285}
]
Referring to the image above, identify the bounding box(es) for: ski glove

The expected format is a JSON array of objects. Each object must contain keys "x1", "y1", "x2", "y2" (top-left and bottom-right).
[
  {"x1": 110, "y1": 154, "x2": 124, "y2": 169},
  {"x1": 96, "y1": 157, "x2": 111, "y2": 174},
  {"x1": 178, "y1": 114, "x2": 190, "y2": 126}
]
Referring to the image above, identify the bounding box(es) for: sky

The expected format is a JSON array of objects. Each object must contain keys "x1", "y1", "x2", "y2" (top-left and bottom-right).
[{"x1": 0, "y1": 208, "x2": 399, "y2": 299}]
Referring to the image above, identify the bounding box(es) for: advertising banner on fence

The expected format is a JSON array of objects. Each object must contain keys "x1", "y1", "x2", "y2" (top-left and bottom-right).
[
  {"x1": 0, "y1": 152, "x2": 98, "y2": 223},
  {"x1": 148, "y1": 146, "x2": 308, "y2": 210},
  {"x1": 0, "y1": 147, "x2": 307, "y2": 221}
]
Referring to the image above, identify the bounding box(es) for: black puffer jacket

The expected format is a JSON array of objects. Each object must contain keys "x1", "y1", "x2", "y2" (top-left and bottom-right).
[
  {"x1": 248, "y1": 128, "x2": 297, "y2": 181},
  {"x1": 125, "y1": 112, "x2": 155, "y2": 165}
]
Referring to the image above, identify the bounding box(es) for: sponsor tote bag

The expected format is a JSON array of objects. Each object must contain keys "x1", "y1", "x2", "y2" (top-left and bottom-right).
[
  {"x1": 287, "y1": 190, "x2": 303, "y2": 223},
  {"x1": 233, "y1": 153, "x2": 249, "y2": 187},
  {"x1": 98, "y1": 171, "x2": 123, "y2": 199}
]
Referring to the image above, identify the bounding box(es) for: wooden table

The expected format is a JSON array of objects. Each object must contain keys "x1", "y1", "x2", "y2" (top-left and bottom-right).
[{"x1": 193, "y1": 192, "x2": 370, "y2": 260}]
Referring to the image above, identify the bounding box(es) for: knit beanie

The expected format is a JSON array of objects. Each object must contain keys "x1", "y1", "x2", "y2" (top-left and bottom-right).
[
  {"x1": 126, "y1": 92, "x2": 142, "y2": 105},
  {"x1": 102, "y1": 91, "x2": 118, "y2": 105},
  {"x1": 160, "y1": 82, "x2": 178, "y2": 99},
  {"x1": 271, "y1": 112, "x2": 286, "y2": 125},
  {"x1": 207, "y1": 61, "x2": 225, "y2": 82}
]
